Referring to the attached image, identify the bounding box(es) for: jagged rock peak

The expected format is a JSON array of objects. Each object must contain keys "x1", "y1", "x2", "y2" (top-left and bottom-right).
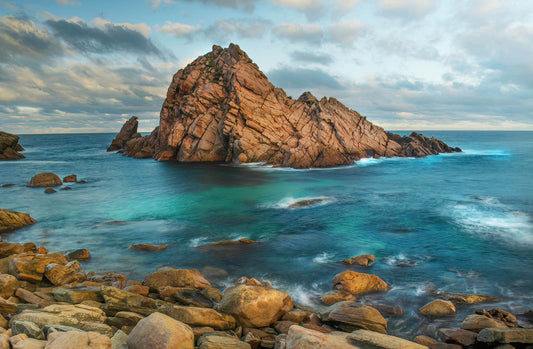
[{"x1": 109, "y1": 44, "x2": 461, "y2": 168}]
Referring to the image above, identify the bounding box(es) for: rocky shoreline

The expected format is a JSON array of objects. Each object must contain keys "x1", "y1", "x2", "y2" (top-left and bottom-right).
[
  {"x1": 0, "y1": 132, "x2": 25, "y2": 160},
  {"x1": 1, "y1": 209, "x2": 532, "y2": 349}
]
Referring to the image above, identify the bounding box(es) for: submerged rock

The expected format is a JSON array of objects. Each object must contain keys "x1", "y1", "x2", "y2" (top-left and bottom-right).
[
  {"x1": 288, "y1": 198, "x2": 330, "y2": 208},
  {"x1": 129, "y1": 244, "x2": 168, "y2": 252},
  {"x1": 27, "y1": 173, "x2": 62, "y2": 188},
  {"x1": 0, "y1": 131, "x2": 25, "y2": 160},
  {"x1": 0, "y1": 209, "x2": 36, "y2": 232},
  {"x1": 433, "y1": 291, "x2": 500, "y2": 304},
  {"x1": 63, "y1": 174, "x2": 77, "y2": 183},
  {"x1": 337, "y1": 254, "x2": 375, "y2": 266},
  {"x1": 460, "y1": 314, "x2": 507, "y2": 332},
  {"x1": 111, "y1": 44, "x2": 461, "y2": 168}
]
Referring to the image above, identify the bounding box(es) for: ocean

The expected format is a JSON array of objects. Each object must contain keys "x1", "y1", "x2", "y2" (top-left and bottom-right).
[{"x1": 1, "y1": 131, "x2": 532, "y2": 336}]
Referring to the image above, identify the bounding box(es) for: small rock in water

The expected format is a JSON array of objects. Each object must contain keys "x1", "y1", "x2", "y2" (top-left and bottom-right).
[
  {"x1": 338, "y1": 254, "x2": 375, "y2": 266},
  {"x1": 319, "y1": 290, "x2": 356, "y2": 305},
  {"x1": 129, "y1": 243, "x2": 168, "y2": 252},
  {"x1": 288, "y1": 198, "x2": 329, "y2": 208},
  {"x1": 44, "y1": 187, "x2": 56, "y2": 194},
  {"x1": 419, "y1": 300, "x2": 456, "y2": 317},
  {"x1": 59, "y1": 186, "x2": 72, "y2": 191},
  {"x1": 433, "y1": 291, "x2": 501, "y2": 304},
  {"x1": 202, "y1": 238, "x2": 256, "y2": 246},
  {"x1": 27, "y1": 173, "x2": 62, "y2": 187},
  {"x1": 65, "y1": 249, "x2": 92, "y2": 261},
  {"x1": 331, "y1": 271, "x2": 389, "y2": 295},
  {"x1": 1, "y1": 184, "x2": 15, "y2": 187},
  {"x1": 62, "y1": 174, "x2": 77, "y2": 183}
]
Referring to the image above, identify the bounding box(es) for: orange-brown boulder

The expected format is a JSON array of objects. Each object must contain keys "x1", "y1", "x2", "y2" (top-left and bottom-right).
[{"x1": 331, "y1": 271, "x2": 389, "y2": 295}]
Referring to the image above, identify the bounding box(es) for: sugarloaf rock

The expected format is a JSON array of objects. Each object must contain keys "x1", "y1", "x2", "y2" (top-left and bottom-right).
[{"x1": 110, "y1": 44, "x2": 460, "y2": 168}]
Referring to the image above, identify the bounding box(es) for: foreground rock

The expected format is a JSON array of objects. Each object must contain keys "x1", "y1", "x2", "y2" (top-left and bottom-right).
[
  {"x1": 285, "y1": 325, "x2": 360, "y2": 348},
  {"x1": 218, "y1": 284, "x2": 293, "y2": 327},
  {"x1": 111, "y1": 44, "x2": 461, "y2": 168},
  {"x1": 477, "y1": 328, "x2": 533, "y2": 344},
  {"x1": 127, "y1": 312, "x2": 194, "y2": 349},
  {"x1": 143, "y1": 269, "x2": 211, "y2": 292},
  {"x1": 320, "y1": 301, "x2": 387, "y2": 334},
  {"x1": 349, "y1": 329, "x2": 429, "y2": 349},
  {"x1": 107, "y1": 116, "x2": 141, "y2": 152},
  {"x1": 0, "y1": 209, "x2": 37, "y2": 232},
  {"x1": 460, "y1": 314, "x2": 507, "y2": 332},
  {"x1": 27, "y1": 173, "x2": 62, "y2": 188},
  {"x1": 45, "y1": 331, "x2": 111, "y2": 349},
  {"x1": 419, "y1": 300, "x2": 456, "y2": 317},
  {"x1": 0, "y1": 131, "x2": 25, "y2": 160},
  {"x1": 332, "y1": 271, "x2": 390, "y2": 295}
]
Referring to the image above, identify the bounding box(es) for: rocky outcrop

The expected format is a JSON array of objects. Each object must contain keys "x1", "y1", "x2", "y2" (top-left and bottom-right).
[
  {"x1": 0, "y1": 131, "x2": 25, "y2": 160},
  {"x1": 0, "y1": 209, "x2": 37, "y2": 232},
  {"x1": 110, "y1": 44, "x2": 461, "y2": 168},
  {"x1": 27, "y1": 173, "x2": 62, "y2": 188}
]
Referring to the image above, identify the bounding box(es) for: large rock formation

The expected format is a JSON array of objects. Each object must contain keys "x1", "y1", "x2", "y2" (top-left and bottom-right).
[
  {"x1": 0, "y1": 131, "x2": 25, "y2": 160},
  {"x1": 110, "y1": 44, "x2": 461, "y2": 168}
]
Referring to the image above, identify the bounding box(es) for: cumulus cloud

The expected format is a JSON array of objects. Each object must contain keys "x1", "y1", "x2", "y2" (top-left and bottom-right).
[
  {"x1": 273, "y1": 23, "x2": 323, "y2": 44},
  {"x1": 156, "y1": 21, "x2": 201, "y2": 37},
  {"x1": 379, "y1": 0, "x2": 437, "y2": 20},
  {"x1": 204, "y1": 18, "x2": 270, "y2": 42},
  {"x1": 0, "y1": 15, "x2": 63, "y2": 62},
  {"x1": 268, "y1": 67, "x2": 343, "y2": 90},
  {"x1": 328, "y1": 20, "x2": 366, "y2": 46},
  {"x1": 45, "y1": 17, "x2": 163, "y2": 57},
  {"x1": 290, "y1": 50, "x2": 334, "y2": 65}
]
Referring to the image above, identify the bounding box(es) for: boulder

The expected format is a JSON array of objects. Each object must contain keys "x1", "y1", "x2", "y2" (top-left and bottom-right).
[
  {"x1": 143, "y1": 269, "x2": 211, "y2": 292},
  {"x1": 0, "y1": 242, "x2": 25, "y2": 257},
  {"x1": 52, "y1": 287, "x2": 103, "y2": 304},
  {"x1": 44, "y1": 260, "x2": 86, "y2": 285},
  {"x1": 433, "y1": 292, "x2": 500, "y2": 304},
  {"x1": 218, "y1": 284, "x2": 293, "y2": 328},
  {"x1": 414, "y1": 335, "x2": 437, "y2": 346},
  {"x1": 285, "y1": 325, "x2": 359, "y2": 348},
  {"x1": 419, "y1": 300, "x2": 456, "y2": 316},
  {"x1": 319, "y1": 290, "x2": 356, "y2": 305},
  {"x1": 44, "y1": 188, "x2": 56, "y2": 194},
  {"x1": 63, "y1": 175, "x2": 77, "y2": 183},
  {"x1": 370, "y1": 304, "x2": 404, "y2": 317},
  {"x1": 438, "y1": 328, "x2": 477, "y2": 347},
  {"x1": 337, "y1": 254, "x2": 375, "y2": 266},
  {"x1": 128, "y1": 244, "x2": 168, "y2": 252},
  {"x1": 197, "y1": 333, "x2": 251, "y2": 349},
  {"x1": 348, "y1": 329, "x2": 429, "y2": 349},
  {"x1": 476, "y1": 308, "x2": 517, "y2": 327},
  {"x1": 477, "y1": 328, "x2": 533, "y2": 344},
  {"x1": 45, "y1": 331, "x2": 111, "y2": 349},
  {"x1": 331, "y1": 271, "x2": 389, "y2": 295},
  {"x1": 111, "y1": 330, "x2": 128, "y2": 349},
  {"x1": 10, "y1": 320, "x2": 44, "y2": 340},
  {"x1": 15, "y1": 288, "x2": 53, "y2": 306},
  {"x1": 66, "y1": 249, "x2": 92, "y2": 261},
  {"x1": 282, "y1": 309, "x2": 311, "y2": 323},
  {"x1": 320, "y1": 301, "x2": 387, "y2": 334},
  {"x1": 0, "y1": 131, "x2": 25, "y2": 160},
  {"x1": 60, "y1": 186, "x2": 72, "y2": 191},
  {"x1": 122, "y1": 285, "x2": 149, "y2": 297},
  {"x1": 0, "y1": 274, "x2": 18, "y2": 298},
  {"x1": 27, "y1": 173, "x2": 62, "y2": 188},
  {"x1": 0, "y1": 209, "x2": 36, "y2": 233},
  {"x1": 9, "y1": 253, "x2": 67, "y2": 283},
  {"x1": 107, "y1": 116, "x2": 141, "y2": 152},
  {"x1": 202, "y1": 238, "x2": 256, "y2": 246},
  {"x1": 460, "y1": 314, "x2": 507, "y2": 332},
  {"x1": 127, "y1": 312, "x2": 194, "y2": 349},
  {"x1": 164, "y1": 304, "x2": 236, "y2": 330},
  {"x1": 173, "y1": 288, "x2": 213, "y2": 308},
  {"x1": 0, "y1": 296, "x2": 17, "y2": 313}
]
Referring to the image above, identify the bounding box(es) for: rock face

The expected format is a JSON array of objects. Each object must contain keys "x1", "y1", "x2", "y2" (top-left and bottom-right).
[
  {"x1": 110, "y1": 44, "x2": 461, "y2": 168},
  {"x1": 0, "y1": 209, "x2": 37, "y2": 232},
  {"x1": 0, "y1": 131, "x2": 25, "y2": 160}
]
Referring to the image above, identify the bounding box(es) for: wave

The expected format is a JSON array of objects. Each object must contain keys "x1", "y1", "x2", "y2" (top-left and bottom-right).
[
  {"x1": 441, "y1": 149, "x2": 510, "y2": 156},
  {"x1": 449, "y1": 196, "x2": 533, "y2": 246},
  {"x1": 265, "y1": 196, "x2": 335, "y2": 209},
  {"x1": 385, "y1": 253, "x2": 432, "y2": 267},
  {"x1": 312, "y1": 252, "x2": 335, "y2": 264},
  {"x1": 189, "y1": 237, "x2": 209, "y2": 247}
]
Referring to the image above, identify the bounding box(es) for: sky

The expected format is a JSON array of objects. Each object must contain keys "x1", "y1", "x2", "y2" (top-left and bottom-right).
[{"x1": 0, "y1": 0, "x2": 532, "y2": 133}]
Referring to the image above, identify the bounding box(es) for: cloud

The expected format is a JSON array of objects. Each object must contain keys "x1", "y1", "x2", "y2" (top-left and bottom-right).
[
  {"x1": 273, "y1": 23, "x2": 323, "y2": 44},
  {"x1": 45, "y1": 17, "x2": 163, "y2": 56},
  {"x1": 379, "y1": 0, "x2": 437, "y2": 20},
  {"x1": 268, "y1": 0, "x2": 322, "y2": 19},
  {"x1": 156, "y1": 21, "x2": 201, "y2": 37},
  {"x1": 290, "y1": 50, "x2": 334, "y2": 65},
  {"x1": 268, "y1": 67, "x2": 343, "y2": 90},
  {"x1": 204, "y1": 18, "x2": 270, "y2": 42},
  {"x1": 0, "y1": 15, "x2": 63, "y2": 63},
  {"x1": 149, "y1": 0, "x2": 254, "y2": 11},
  {"x1": 55, "y1": 0, "x2": 81, "y2": 5},
  {"x1": 328, "y1": 20, "x2": 366, "y2": 46},
  {"x1": 93, "y1": 18, "x2": 151, "y2": 37}
]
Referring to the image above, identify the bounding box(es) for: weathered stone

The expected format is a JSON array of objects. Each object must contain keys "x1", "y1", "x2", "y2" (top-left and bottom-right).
[
  {"x1": 164, "y1": 304, "x2": 236, "y2": 330},
  {"x1": 127, "y1": 312, "x2": 194, "y2": 349},
  {"x1": 282, "y1": 309, "x2": 311, "y2": 323},
  {"x1": 44, "y1": 260, "x2": 86, "y2": 285},
  {"x1": 0, "y1": 131, "x2": 25, "y2": 160},
  {"x1": 128, "y1": 244, "x2": 168, "y2": 252},
  {"x1": 202, "y1": 287, "x2": 223, "y2": 303},
  {"x1": 476, "y1": 308, "x2": 517, "y2": 327},
  {"x1": 370, "y1": 304, "x2": 404, "y2": 317},
  {"x1": 44, "y1": 188, "x2": 56, "y2": 194},
  {"x1": 419, "y1": 300, "x2": 456, "y2": 317},
  {"x1": 285, "y1": 325, "x2": 359, "y2": 348},
  {"x1": 198, "y1": 333, "x2": 251, "y2": 349},
  {"x1": 10, "y1": 337, "x2": 46, "y2": 349},
  {"x1": 0, "y1": 314, "x2": 7, "y2": 329},
  {"x1": 86, "y1": 271, "x2": 127, "y2": 287},
  {"x1": 200, "y1": 266, "x2": 229, "y2": 284},
  {"x1": 43, "y1": 324, "x2": 84, "y2": 336},
  {"x1": 0, "y1": 274, "x2": 18, "y2": 298},
  {"x1": 27, "y1": 173, "x2": 62, "y2": 188},
  {"x1": 52, "y1": 286, "x2": 103, "y2": 304},
  {"x1": 320, "y1": 301, "x2": 387, "y2": 334},
  {"x1": 63, "y1": 175, "x2": 77, "y2": 183},
  {"x1": 331, "y1": 271, "x2": 389, "y2": 295},
  {"x1": 348, "y1": 329, "x2": 429, "y2": 349},
  {"x1": 434, "y1": 292, "x2": 500, "y2": 304},
  {"x1": 113, "y1": 45, "x2": 460, "y2": 169},
  {"x1": 45, "y1": 331, "x2": 111, "y2": 349},
  {"x1": 0, "y1": 210, "x2": 36, "y2": 233},
  {"x1": 0, "y1": 243, "x2": 25, "y2": 258},
  {"x1": 0, "y1": 296, "x2": 17, "y2": 313},
  {"x1": 414, "y1": 336, "x2": 437, "y2": 346},
  {"x1": 438, "y1": 328, "x2": 477, "y2": 346},
  {"x1": 275, "y1": 321, "x2": 297, "y2": 334},
  {"x1": 201, "y1": 238, "x2": 256, "y2": 247},
  {"x1": 107, "y1": 116, "x2": 142, "y2": 152},
  {"x1": 11, "y1": 320, "x2": 44, "y2": 340},
  {"x1": 218, "y1": 285, "x2": 293, "y2": 328},
  {"x1": 8, "y1": 253, "x2": 67, "y2": 283},
  {"x1": 66, "y1": 249, "x2": 92, "y2": 261},
  {"x1": 337, "y1": 254, "x2": 375, "y2": 266},
  {"x1": 111, "y1": 330, "x2": 128, "y2": 349},
  {"x1": 477, "y1": 328, "x2": 533, "y2": 344},
  {"x1": 0, "y1": 333, "x2": 8, "y2": 349},
  {"x1": 122, "y1": 285, "x2": 149, "y2": 297},
  {"x1": 59, "y1": 186, "x2": 72, "y2": 191},
  {"x1": 319, "y1": 290, "x2": 356, "y2": 305},
  {"x1": 22, "y1": 243, "x2": 36, "y2": 252},
  {"x1": 460, "y1": 314, "x2": 508, "y2": 332},
  {"x1": 143, "y1": 269, "x2": 211, "y2": 292},
  {"x1": 15, "y1": 288, "x2": 53, "y2": 306}
]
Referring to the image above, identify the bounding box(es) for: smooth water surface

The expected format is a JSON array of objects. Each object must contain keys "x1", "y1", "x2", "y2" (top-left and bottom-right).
[{"x1": 1, "y1": 131, "x2": 532, "y2": 336}]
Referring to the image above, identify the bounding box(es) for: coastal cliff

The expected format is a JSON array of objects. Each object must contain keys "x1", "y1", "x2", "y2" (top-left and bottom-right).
[
  {"x1": 110, "y1": 44, "x2": 460, "y2": 168},
  {"x1": 0, "y1": 131, "x2": 25, "y2": 160}
]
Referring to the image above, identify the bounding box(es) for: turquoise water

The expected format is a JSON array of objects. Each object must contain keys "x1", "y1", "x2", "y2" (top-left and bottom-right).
[{"x1": 1, "y1": 131, "x2": 532, "y2": 336}]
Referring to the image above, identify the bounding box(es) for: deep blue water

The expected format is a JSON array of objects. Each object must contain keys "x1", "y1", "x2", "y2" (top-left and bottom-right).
[{"x1": 0, "y1": 131, "x2": 532, "y2": 336}]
